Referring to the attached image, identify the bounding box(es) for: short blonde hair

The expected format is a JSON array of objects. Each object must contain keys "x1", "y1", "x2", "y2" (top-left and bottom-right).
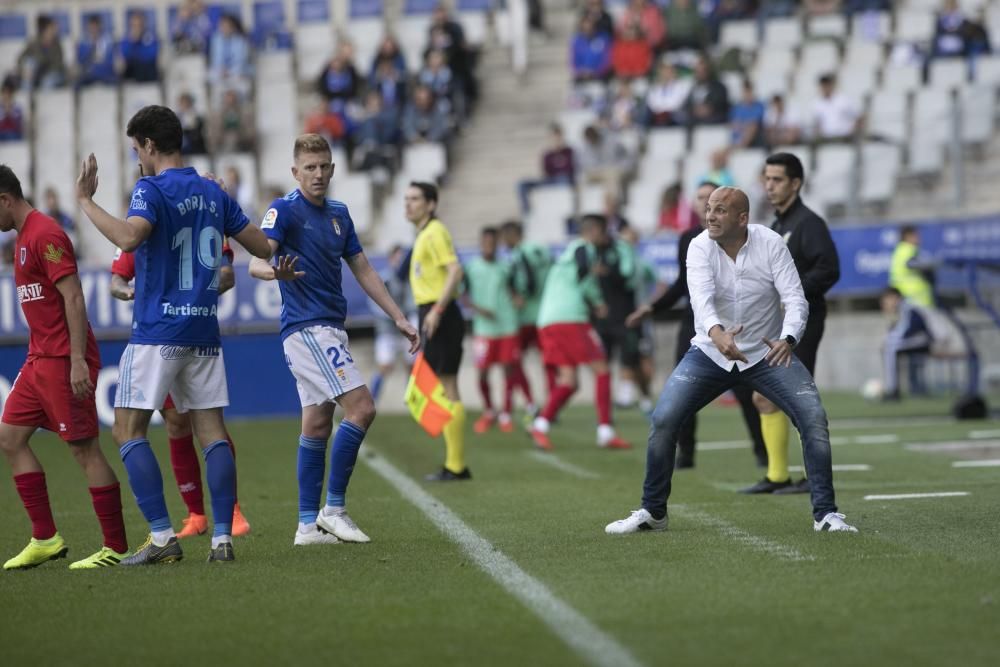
[{"x1": 293, "y1": 133, "x2": 332, "y2": 160}]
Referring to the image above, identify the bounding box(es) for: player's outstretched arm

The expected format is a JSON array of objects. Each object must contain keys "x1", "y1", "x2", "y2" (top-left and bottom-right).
[
  {"x1": 346, "y1": 252, "x2": 420, "y2": 353},
  {"x1": 76, "y1": 154, "x2": 152, "y2": 251},
  {"x1": 110, "y1": 274, "x2": 135, "y2": 301},
  {"x1": 55, "y1": 274, "x2": 95, "y2": 399},
  {"x1": 232, "y1": 223, "x2": 272, "y2": 259}
]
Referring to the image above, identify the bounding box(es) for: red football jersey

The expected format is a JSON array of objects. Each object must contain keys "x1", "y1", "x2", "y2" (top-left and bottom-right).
[
  {"x1": 14, "y1": 210, "x2": 99, "y2": 360},
  {"x1": 110, "y1": 242, "x2": 233, "y2": 282}
]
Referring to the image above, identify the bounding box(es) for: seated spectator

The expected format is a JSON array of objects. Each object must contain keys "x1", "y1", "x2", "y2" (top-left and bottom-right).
[
  {"x1": 0, "y1": 81, "x2": 25, "y2": 141},
  {"x1": 370, "y1": 35, "x2": 407, "y2": 81},
  {"x1": 371, "y1": 60, "x2": 407, "y2": 115},
  {"x1": 764, "y1": 94, "x2": 803, "y2": 147},
  {"x1": 577, "y1": 124, "x2": 632, "y2": 199},
  {"x1": 581, "y1": 0, "x2": 615, "y2": 38},
  {"x1": 611, "y1": 22, "x2": 653, "y2": 81},
  {"x1": 812, "y1": 73, "x2": 862, "y2": 142},
  {"x1": 77, "y1": 15, "x2": 117, "y2": 86},
  {"x1": 880, "y1": 287, "x2": 933, "y2": 401},
  {"x1": 932, "y1": 0, "x2": 971, "y2": 59},
  {"x1": 223, "y1": 166, "x2": 256, "y2": 219},
  {"x1": 619, "y1": 0, "x2": 665, "y2": 52},
  {"x1": 317, "y1": 46, "x2": 361, "y2": 108},
  {"x1": 43, "y1": 187, "x2": 78, "y2": 249},
  {"x1": 664, "y1": 0, "x2": 708, "y2": 52},
  {"x1": 427, "y1": 4, "x2": 477, "y2": 107},
  {"x1": 604, "y1": 79, "x2": 642, "y2": 132},
  {"x1": 402, "y1": 85, "x2": 452, "y2": 145},
  {"x1": 352, "y1": 91, "x2": 400, "y2": 176},
  {"x1": 706, "y1": 1, "x2": 758, "y2": 42},
  {"x1": 684, "y1": 54, "x2": 730, "y2": 125},
  {"x1": 730, "y1": 78, "x2": 766, "y2": 148},
  {"x1": 209, "y1": 14, "x2": 252, "y2": 97},
  {"x1": 965, "y1": 8, "x2": 993, "y2": 56},
  {"x1": 303, "y1": 100, "x2": 348, "y2": 147},
  {"x1": 701, "y1": 148, "x2": 735, "y2": 186},
  {"x1": 419, "y1": 49, "x2": 458, "y2": 114},
  {"x1": 571, "y1": 15, "x2": 612, "y2": 83},
  {"x1": 17, "y1": 15, "x2": 67, "y2": 89},
  {"x1": 645, "y1": 62, "x2": 692, "y2": 127},
  {"x1": 657, "y1": 183, "x2": 697, "y2": 233},
  {"x1": 172, "y1": 0, "x2": 214, "y2": 55},
  {"x1": 176, "y1": 92, "x2": 208, "y2": 155},
  {"x1": 209, "y1": 89, "x2": 255, "y2": 154},
  {"x1": 517, "y1": 123, "x2": 576, "y2": 213},
  {"x1": 120, "y1": 11, "x2": 159, "y2": 82}
]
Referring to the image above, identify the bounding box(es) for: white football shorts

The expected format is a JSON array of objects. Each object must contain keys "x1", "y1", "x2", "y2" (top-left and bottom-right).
[
  {"x1": 283, "y1": 325, "x2": 366, "y2": 407},
  {"x1": 115, "y1": 344, "x2": 229, "y2": 412}
]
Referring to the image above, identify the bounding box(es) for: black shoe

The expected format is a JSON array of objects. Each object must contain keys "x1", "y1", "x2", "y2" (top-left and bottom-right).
[
  {"x1": 881, "y1": 390, "x2": 901, "y2": 402},
  {"x1": 207, "y1": 541, "x2": 235, "y2": 563},
  {"x1": 738, "y1": 477, "x2": 793, "y2": 494},
  {"x1": 675, "y1": 454, "x2": 695, "y2": 469},
  {"x1": 773, "y1": 478, "x2": 810, "y2": 495},
  {"x1": 424, "y1": 467, "x2": 472, "y2": 482}
]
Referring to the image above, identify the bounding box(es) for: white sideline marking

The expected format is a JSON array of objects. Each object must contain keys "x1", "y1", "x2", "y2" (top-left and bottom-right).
[
  {"x1": 831, "y1": 416, "x2": 955, "y2": 429},
  {"x1": 526, "y1": 451, "x2": 601, "y2": 479},
  {"x1": 696, "y1": 440, "x2": 746, "y2": 451},
  {"x1": 952, "y1": 459, "x2": 1000, "y2": 468},
  {"x1": 676, "y1": 506, "x2": 815, "y2": 562},
  {"x1": 790, "y1": 464, "x2": 872, "y2": 472},
  {"x1": 864, "y1": 492, "x2": 970, "y2": 501},
  {"x1": 700, "y1": 434, "x2": 897, "y2": 452},
  {"x1": 854, "y1": 434, "x2": 899, "y2": 445},
  {"x1": 363, "y1": 451, "x2": 644, "y2": 667},
  {"x1": 969, "y1": 429, "x2": 1000, "y2": 439},
  {"x1": 905, "y1": 439, "x2": 1000, "y2": 452}
]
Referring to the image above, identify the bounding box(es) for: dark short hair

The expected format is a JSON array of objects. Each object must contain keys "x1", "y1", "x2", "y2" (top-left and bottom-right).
[
  {"x1": 36, "y1": 15, "x2": 54, "y2": 33},
  {"x1": 409, "y1": 181, "x2": 438, "y2": 204},
  {"x1": 580, "y1": 213, "x2": 608, "y2": 230},
  {"x1": 481, "y1": 226, "x2": 498, "y2": 238},
  {"x1": 697, "y1": 180, "x2": 720, "y2": 190},
  {"x1": 500, "y1": 219, "x2": 523, "y2": 236},
  {"x1": 818, "y1": 73, "x2": 836, "y2": 86},
  {"x1": 882, "y1": 286, "x2": 902, "y2": 299},
  {"x1": 0, "y1": 165, "x2": 25, "y2": 200},
  {"x1": 765, "y1": 152, "x2": 805, "y2": 183},
  {"x1": 900, "y1": 225, "x2": 919, "y2": 238},
  {"x1": 127, "y1": 105, "x2": 183, "y2": 155}
]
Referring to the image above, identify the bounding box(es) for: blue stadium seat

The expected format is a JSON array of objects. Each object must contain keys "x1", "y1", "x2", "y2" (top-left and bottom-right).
[
  {"x1": 253, "y1": 0, "x2": 293, "y2": 49},
  {"x1": 350, "y1": 0, "x2": 384, "y2": 19}
]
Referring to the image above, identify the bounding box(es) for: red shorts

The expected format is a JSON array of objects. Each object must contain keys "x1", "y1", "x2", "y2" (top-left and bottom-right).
[
  {"x1": 473, "y1": 335, "x2": 521, "y2": 370},
  {"x1": 2, "y1": 356, "x2": 100, "y2": 442},
  {"x1": 518, "y1": 325, "x2": 540, "y2": 350},
  {"x1": 539, "y1": 323, "x2": 606, "y2": 367}
]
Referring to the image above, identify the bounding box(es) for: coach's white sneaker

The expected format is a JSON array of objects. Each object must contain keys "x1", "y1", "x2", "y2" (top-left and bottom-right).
[
  {"x1": 814, "y1": 512, "x2": 858, "y2": 533},
  {"x1": 317, "y1": 507, "x2": 371, "y2": 543},
  {"x1": 605, "y1": 509, "x2": 668, "y2": 535},
  {"x1": 294, "y1": 523, "x2": 340, "y2": 546}
]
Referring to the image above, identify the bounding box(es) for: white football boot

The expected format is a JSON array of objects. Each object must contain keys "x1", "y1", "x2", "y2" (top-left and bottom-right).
[
  {"x1": 813, "y1": 512, "x2": 858, "y2": 533},
  {"x1": 317, "y1": 507, "x2": 371, "y2": 543},
  {"x1": 293, "y1": 522, "x2": 340, "y2": 546},
  {"x1": 605, "y1": 509, "x2": 668, "y2": 535}
]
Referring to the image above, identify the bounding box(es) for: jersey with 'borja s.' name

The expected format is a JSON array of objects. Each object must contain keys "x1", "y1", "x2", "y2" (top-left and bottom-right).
[
  {"x1": 14, "y1": 210, "x2": 99, "y2": 361},
  {"x1": 126, "y1": 167, "x2": 249, "y2": 346}
]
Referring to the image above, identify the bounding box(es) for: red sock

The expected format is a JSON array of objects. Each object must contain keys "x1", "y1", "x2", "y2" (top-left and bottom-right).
[
  {"x1": 89, "y1": 483, "x2": 128, "y2": 553},
  {"x1": 541, "y1": 384, "x2": 575, "y2": 422},
  {"x1": 14, "y1": 472, "x2": 57, "y2": 540},
  {"x1": 169, "y1": 434, "x2": 205, "y2": 515},
  {"x1": 512, "y1": 363, "x2": 534, "y2": 405},
  {"x1": 544, "y1": 364, "x2": 557, "y2": 394},
  {"x1": 596, "y1": 372, "x2": 612, "y2": 425},
  {"x1": 503, "y1": 369, "x2": 515, "y2": 414},
  {"x1": 225, "y1": 433, "x2": 239, "y2": 504},
  {"x1": 479, "y1": 374, "x2": 494, "y2": 411}
]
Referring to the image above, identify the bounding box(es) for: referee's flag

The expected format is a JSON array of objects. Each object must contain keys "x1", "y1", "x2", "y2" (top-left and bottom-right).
[{"x1": 404, "y1": 352, "x2": 456, "y2": 437}]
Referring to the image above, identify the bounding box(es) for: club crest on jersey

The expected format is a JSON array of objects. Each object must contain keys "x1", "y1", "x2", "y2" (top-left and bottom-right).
[
  {"x1": 332, "y1": 218, "x2": 341, "y2": 236},
  {"x1": 19, "y1": 247, "x2": 26, "y2": 265},
  {"x1": 43, "y1": 243, "x2": 65, "y2": 264}
]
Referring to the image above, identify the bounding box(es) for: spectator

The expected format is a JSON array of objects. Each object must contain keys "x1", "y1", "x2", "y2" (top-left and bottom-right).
[
  {"x1": 371, "y1": 60, "x2": 407, "y2": 115},
  {"x1": 730, "y1": 78, "x2": 766, "y2": 148},
  {"x1": 171, "y1": 0, "x2": 214, "y2": 55},
  {"x1": 763, "y1": 94, "x2": 803, "y2": 147},
  {"x1": 77, "y1": 15, "x2": 117, "y2": 86},
  {"x1": 176, "y1": 92, "x2": 208, "y2": 155},
  {"x1": 370, "y1": 35, "x2": 407, "y2": 81},
  {"x1": 120, "y1": 11, "x2": 159, "y2": 82},
  {"x1": 657, "y1": 183, "x2": 697, "y2": 233},
  {"x1": 932, "y1": 0, "x2": 970, "y2": 59},
  {"x1": 664, "y1": 0, "x2": 708, "y2": 51},
  {"x1": 571, "y1": 15, "x2": 613, "y2": 83},
  {"x1": 804, "y1": 0, "x2": 842, "y2": 15},
  {"x1": 17, "y1": 15, "x2": 67, "y2": 89},
  {"x1": 707, "y1": 1, "x2": 758, "y2": 42},
  {"x1": 427, "y1": 4, "x2": 477, "y2": 106},
  {"x1": 581, "y1": 0, "x2": 615, "y2": 38},
  {"x1": 611, "y1": 22, "x2": 653, "y2": 81},
  {"x1": 701, "y1": 149, "x2": 735, "y2": 186},
  {"x1": 209, "y1": 89, "x2": 255, "y2": 154},
  {"x1": 684, "y1": 54, "x2": 730, "y2": 125},
  {"x1": 402, "y1": 84, "x2": 451, "y2": 144},
  {"x1": 317, "y1": 46, "x2": 361, "y2": 108},
  {"x1": 645, "y1": 62, "x2": 692, "y2": 127},
  {"x1": 0, "y1": 81, "x2": 25, "y2": 141},
  {"x1": 577, "y1": 124, "x2": 632, "y2": 198},
  {"x1": 353, "y1": 91, "x2": 400, "y2": 176},
  {"x1": 965, "y1": 8, "x2": 993, "y2": 56},
  {"x1": 619, "y1": 0, "x2": 665, "y2": 52},
  {"x1": 812, "y1": 73, "x2": 862, "y2": 142},
  {"x1": 605, "y1": 79, "x2": 642, "y2": 132},
  {"x1": 43, "y1": 187, "x2": 78, "y2": 248},
  {"x1": 517, "y1": 123, "x2": 576, "y2": 213},
  {"x1": 419, "y1": 49, "x2": 458, "y2": 114},
  {"x1": 209, "y1": 14, "x2": 252, "y2": 97},
  {"x1": 303, "y1": 100, "x2": 347, "y2": 146},
  {"x1": 223, "y1": 166, "x2": 256, "y2": 218}
]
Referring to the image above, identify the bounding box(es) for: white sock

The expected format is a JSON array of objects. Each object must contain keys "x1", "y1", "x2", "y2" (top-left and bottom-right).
[
  {"x1": 533, "y1": 416, "x2": 550, "y2": 433},
  {"x1": 151, "y1": 528, "x2": 175, "y2": 547},
  {"x1": 211, "y1": 535, "x2": 232, "y2": 549},
  {"x1": 597, "y1": 423, "x2": 616, "y2": 445},
  {"x1": 323, "y1": 505, "x2": 345, "y2": 516}
]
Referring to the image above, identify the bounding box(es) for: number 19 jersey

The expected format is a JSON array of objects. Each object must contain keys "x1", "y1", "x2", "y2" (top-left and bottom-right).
[{"x1": 126, "y1": 167, "x2": 249, "y2": 346}]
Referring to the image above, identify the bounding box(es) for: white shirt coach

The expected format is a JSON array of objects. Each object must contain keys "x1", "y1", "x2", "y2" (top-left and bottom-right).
[{"x1": 686, "y1": 224, "x2": 808, "y2": 371}]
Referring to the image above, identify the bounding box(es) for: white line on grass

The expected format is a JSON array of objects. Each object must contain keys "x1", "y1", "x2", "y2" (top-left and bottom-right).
[
  {"x1": 864, "y1": 492, "x2": 970, "y2": 500},
  {"x1": 789, "y1": 464, "x2": 872, "y2": 472},
  {"x1": 363, "y1": 450, "x2": 644, "y2": 667},
  {"x1": 969, "y1": 429, "x2": 1000, "y2": 439},
  {"x1": 854, "y1": 434, "x2": 899, "y2": 444},
  {"x1": 952, "y1": 459, "x2": 1000, "y2": 468},
  {"x1": 526, "y1": 451, "x2": 601, "y2": 479},
  {"x1": 905, "y1": 440, "x2": 1000, "y2": 452},
  {"x1": 699, "y1": 434, "x2": 897, "y2": 452},
  {"x1": 674, "y1": 506, "x2": 815, "y2": 562}
]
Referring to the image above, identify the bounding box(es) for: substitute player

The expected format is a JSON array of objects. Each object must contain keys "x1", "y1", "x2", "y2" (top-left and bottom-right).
[
  {"x1": 464, "y1": 227, "x2": 521, "y2": 433},
  {"x1": 530, "y1": 214, "x2": 631, "y2": 451},
  {"x1": 250, "y1": 134, "x2": 418, "y2": 545},
  {"x1": 76, "y1": 105, "x2": 272, "y2": 564},
  {"x1": 405, "y1": 182, "x2": 469, "y2": 481},
  {"x1": 110, "y1": 246, "x2": 250, "y2": 538},
  {"x1": 0, "y1": 165, "x2": 129, "y2": 570}
]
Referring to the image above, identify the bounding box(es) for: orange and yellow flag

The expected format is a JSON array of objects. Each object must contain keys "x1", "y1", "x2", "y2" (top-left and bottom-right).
[{"x1": 404, "y1": 352, "x2": 457, "y2": 437}]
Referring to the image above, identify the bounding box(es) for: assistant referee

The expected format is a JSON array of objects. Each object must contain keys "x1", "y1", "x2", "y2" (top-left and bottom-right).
[{"x1": 405, "y1": 181, "x2": 470, "y2": 481}]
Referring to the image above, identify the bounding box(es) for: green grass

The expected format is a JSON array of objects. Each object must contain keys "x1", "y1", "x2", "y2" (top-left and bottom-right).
[{"x1": 1, "y1": 392, "x2": 999, "y2": 666}]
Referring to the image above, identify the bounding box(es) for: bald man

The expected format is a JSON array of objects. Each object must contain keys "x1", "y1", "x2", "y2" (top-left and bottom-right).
[{"x1": 606, "y1": 187, "x2": 857, "y2": 535}]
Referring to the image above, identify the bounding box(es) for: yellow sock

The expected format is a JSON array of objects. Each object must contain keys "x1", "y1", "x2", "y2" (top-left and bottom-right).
[
  {"x1": 761, "y1": 411, "x2": 790, "y2": 483},
  {"x1": 443, "y1": 402, "x2": 467, "y2": 474}
]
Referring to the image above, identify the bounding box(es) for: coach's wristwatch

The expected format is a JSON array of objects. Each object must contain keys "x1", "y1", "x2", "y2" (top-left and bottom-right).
[{"x1": 784, "y1": 335, "x2": 797, "y2": 347}]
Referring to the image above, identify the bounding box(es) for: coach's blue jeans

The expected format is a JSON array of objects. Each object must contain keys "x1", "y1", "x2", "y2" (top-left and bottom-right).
[{"x1": 642, "y1": 347, "x2": 838, "y2": 521}]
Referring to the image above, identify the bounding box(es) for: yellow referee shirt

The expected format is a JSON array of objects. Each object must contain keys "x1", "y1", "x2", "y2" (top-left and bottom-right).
[{"x1": 410, "y1": 219, "x2": 458, "y2": 306}]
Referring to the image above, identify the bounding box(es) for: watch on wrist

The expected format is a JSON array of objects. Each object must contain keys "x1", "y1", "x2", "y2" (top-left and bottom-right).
[{"x1": 784, "y1": 335, "x2": 796, "y2": 347}]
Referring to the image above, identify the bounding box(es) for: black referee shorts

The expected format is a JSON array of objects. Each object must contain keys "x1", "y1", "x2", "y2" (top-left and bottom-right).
[
  {"x1": 418, "y1": 301, "x2": 465, "y2": 376},
  {"x1": 794, "y1": 307, "x2": 826, "y2": 376}
]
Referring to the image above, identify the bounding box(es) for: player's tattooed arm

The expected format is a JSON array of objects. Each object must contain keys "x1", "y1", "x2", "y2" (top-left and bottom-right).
[{"x1": 110, "y1": 274, "x2": 135, "y2": 301}]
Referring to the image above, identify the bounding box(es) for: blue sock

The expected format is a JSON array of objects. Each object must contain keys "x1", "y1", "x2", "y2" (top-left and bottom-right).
[
  {"x1": 326, "y1": 420, "x2": 366, "y2": 508},
  {"x1": 371, "y1": 374, "x2": 384, "y2": 402},
  {"x1": 202, "y1": 440, "x2": 236, "y2": 538},
  {"x1": 298, "y1": 434, "x2": 328, "y2": 524},
  {"x1": 119, "y1": 439, "x2": 171, "y2": 532}
]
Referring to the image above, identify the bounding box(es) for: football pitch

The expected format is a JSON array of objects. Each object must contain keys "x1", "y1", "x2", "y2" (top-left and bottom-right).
[{"x1": 1, "y1": 393, "x2": 998, "y2": 667}]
